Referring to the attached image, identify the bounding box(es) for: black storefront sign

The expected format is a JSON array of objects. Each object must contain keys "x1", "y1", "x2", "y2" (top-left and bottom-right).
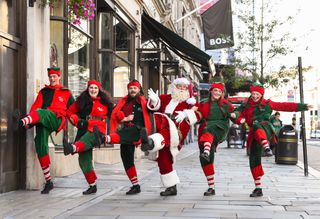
[
  {"x1": 138, "y1": 51, "x2": 160, "y2": 67},
  {"x1": 162, "y1": 60, "x2": 179, "y2": 75}
]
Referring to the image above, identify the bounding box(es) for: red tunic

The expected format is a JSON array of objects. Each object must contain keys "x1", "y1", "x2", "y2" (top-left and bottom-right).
[{"x1": 68, "y1": 97, "x2": 108, "y2": 134}]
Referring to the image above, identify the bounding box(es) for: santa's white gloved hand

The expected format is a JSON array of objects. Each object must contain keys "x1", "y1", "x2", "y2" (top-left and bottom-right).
[
  {"x1": 148, "y1": 88, "x2": 159, "y2": 105},
  {"x1": 175, "y1": 111, "x2": 187, "y2": 123}
]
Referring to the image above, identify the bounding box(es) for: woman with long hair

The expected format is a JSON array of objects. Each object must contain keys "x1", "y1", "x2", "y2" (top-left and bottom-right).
[{"x1": 64, "y1": 80, "x2": 113, "y2": 195}]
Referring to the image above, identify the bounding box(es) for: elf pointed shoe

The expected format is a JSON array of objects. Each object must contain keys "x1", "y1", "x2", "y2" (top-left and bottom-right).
[
  {"x1": 264, "y1": 148, "x2": 273, "y2": 157},
  {"x1": 93, "y1": 126, "x2": 105, "y2": 146},
  {"x1": 126, "y1": 184, "x2": 141, "y2": 195},
  {"x1": 203, "y1": 188, "x2": 215, "y2": 196},
  {"x1": 140, "y1": 128, "x2": 154, "y2": 152},
  {"x1": 200, "y1": 152, "x2": 210, "y2": 162},
  {"x1": 41, "y1": 180, "x2": 54, "y2": 194},
  {"x1": 83, "y1": 185, "x2": 97, "y2": 195},
  {"x1": 249, "y1": 188, "x2": 263, "y2": 197}
]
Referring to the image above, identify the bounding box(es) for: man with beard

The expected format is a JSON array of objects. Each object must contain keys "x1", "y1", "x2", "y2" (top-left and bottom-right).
[
  {"x1": 94, "y1": 80, "x2": 152, "y2": 195},
  {"x1": 140, "y1": 77, "x2": 201, "y2": 196}
]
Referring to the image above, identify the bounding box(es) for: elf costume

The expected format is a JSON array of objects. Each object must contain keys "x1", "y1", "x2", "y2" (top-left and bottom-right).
[
  {"x1": 64, "y1": 80, "x2": 111, "y2": 195},
  {"x1": 103, "y1": 80, "x2": 152, "y2": 195},
  {"x1": 141, "y1": 78, "x2": 201, "y2": 196},
  {"x1": 197, "y1": 82, "x2": 237, "y2": 196},
  {"x1": 235, "y1": 82, "x2": 308, "y2": 197},
  {"x1": 19, "y1": 67, "x2": 74, "y2": 194}
]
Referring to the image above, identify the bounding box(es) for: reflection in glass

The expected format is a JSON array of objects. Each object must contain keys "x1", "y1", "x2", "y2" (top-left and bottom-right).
[
  {"x1": 113, "y1": 56, "x2": 130, "y2": 97},
  {"x1": 67, "y1": 26, "x2": 90, "y2": 141}
]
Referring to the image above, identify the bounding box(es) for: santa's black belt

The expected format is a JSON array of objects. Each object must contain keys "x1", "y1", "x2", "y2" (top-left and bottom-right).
[
  {"x1": 86, "y1": 115, "x2": 105, "y2": 121},
  {"x1": 165, "y1": 113, "x2": 177, "y2": 120}
]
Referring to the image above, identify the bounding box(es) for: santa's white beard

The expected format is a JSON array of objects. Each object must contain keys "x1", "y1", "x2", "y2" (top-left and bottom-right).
[{"x1": 171, "y1": 87, "x2": 189, "y2": 102}]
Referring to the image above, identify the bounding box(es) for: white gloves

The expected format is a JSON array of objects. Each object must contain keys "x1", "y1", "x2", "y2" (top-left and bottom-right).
[
  {"x1": 175, "y1": 111, "x2": 187, "y2": 123},
  {"x1": 148, "y1": 88, "x2": 159, "y2": 105}
]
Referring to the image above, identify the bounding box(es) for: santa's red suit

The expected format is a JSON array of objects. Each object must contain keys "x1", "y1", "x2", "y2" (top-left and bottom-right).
[{"x1": 147, "y1": 93, "x2": 200, "y2": 188}]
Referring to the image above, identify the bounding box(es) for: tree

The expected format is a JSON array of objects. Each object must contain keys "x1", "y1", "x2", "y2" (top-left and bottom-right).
[{"x1": 232, "y1": 0, "x2": 298, "y2": 85}]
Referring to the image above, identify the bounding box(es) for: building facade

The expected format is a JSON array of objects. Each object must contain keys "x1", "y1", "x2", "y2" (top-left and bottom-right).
[{"x1": 0, "y1": 0, "x2": 207, "y2": 193}]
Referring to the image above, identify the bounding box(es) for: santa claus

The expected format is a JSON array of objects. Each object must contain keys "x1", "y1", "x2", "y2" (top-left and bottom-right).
[{"x1": 140, "y1": 77, "x2": 201, "y2": 196}]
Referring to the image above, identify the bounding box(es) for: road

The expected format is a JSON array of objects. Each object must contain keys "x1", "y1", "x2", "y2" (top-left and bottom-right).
[{"x1": 298, "y1": 139, "x2": 320, "y2": 172}]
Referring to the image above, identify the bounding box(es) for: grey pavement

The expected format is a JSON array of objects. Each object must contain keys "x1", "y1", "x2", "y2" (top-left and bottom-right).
[{"x1": 1, "y1": 141, "x2": 320, "y2": 219}]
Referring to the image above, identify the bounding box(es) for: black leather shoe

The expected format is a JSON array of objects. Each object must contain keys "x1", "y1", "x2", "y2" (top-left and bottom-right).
[
  {"x1": 249, "y1": 188, "x2": 263, "y2": 197},
  {"x1": 203, "y1": 188, "x2": 215, "y2": 196},
  {"x1": 200, "y1": 152, "x2": 210, "y2": 162},
  {"x1": 160, "y1": 185, "x2": 177, "y2": 196},
  {"x1": 140, "y1": 128, "x2": 154, "y2": 152},
  {"x1": 83, "y1": 185, "x2": 97, "y2": 195},
  {"x1": 93, "y1": 126, "x2": 105, "y2": 146},
  {"x1": 264, "y1": 148, "x2": 273, "y2": 157},
  {"x1": 41, "y1": 180, "x2": 54, "y2": 194},
  {"x1": 63, "y1": 136, "x2": 74, "y2": 155},
  {"x1": 126, "y1": 184, "x2": 141, "y2": 195}
]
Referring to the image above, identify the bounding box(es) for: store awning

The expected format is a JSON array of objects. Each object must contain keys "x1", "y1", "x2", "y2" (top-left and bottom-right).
[{"x1": 142, "y1": 12, "x2": 215, "y2": 73}]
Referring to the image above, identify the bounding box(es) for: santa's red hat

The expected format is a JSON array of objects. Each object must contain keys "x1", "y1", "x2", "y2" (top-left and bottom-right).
[
  {"x1": 209, "y1": 82, "x2": 225, "y2": 91},
  {"x1": 87, "y1": 79, "x2": 102, "y2": 89},
  {"x1": 250, "y1": 82, "x2": 265, "y2": 95},
  {"x1": 47, "y1": 67, "x2": 61, "y2": 76},
  {"x1": 127, "y1": 80, "x2": 141, "y2": 89}
]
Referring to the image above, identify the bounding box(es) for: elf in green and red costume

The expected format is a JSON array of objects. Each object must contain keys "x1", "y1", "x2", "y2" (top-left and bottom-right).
[
  {"x1": 235, "y1": 82, "x2": 310, "y2": 197},
  {"x1": 18, "y1": 67, "x2": 74, "y2": 194},
  {"x1": 63, "y1": 80, "x2": 113, "y2": 195},
  {"x1": 94, "y1": 80, "x2": 152, "y2": 195},
  {"x1": 197, "y1": 82, "x2": 238, "y2": 196}
]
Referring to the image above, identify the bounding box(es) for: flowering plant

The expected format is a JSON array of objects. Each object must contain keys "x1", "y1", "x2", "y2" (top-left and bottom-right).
[
  {"x1": 41, "y1": 0, "x2": 96, "y2": 25},
  {"x1": 67, "y1": 0, "x2": 96, "y2": 25}
]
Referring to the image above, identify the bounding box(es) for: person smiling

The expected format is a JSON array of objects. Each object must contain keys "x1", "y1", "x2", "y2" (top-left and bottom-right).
[
  {"x1": 235, "y1": 82, "x2": 310, "y2": 197},
  {"x1": 197, "y1": 82, "x2": 238, "y2": 196},
  {"x1": 63, "y1": 79, "x2": 113, "y2": 195},
  {"x1": 18, "y1": 67, "x2": 74, "y2": 194}
]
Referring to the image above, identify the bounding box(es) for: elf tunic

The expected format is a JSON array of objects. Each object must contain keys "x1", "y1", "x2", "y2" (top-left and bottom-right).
[
  {"x1": 235, "y1": 98, "x2": 308, "y2": 187},
  {"x1": 24, "y1": 84, "x2": 74, "y2": 177},
  {"x1": 147, "y1": 94, "x2": 200, "y2": 188},
  {"x1": 68, "y1": 96, "x2": 109, "y2": 185},
  {"x1": 109, "y1": 95, "x2": 152, "y2": 186},
  {"x1": 197, "y1": 98, "x2": 236, "y2": 189}
]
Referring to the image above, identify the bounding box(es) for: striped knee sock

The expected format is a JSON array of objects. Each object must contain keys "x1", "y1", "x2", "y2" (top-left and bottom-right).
[
  {"x1": 261, "y1": 140, "x2": 270, "y2": 150},
  {"x1": 254, "y1": 176, "x2": 261, "y2": 189},
  {"x1": 42, "y1": 165, "x2": 51, "y2": 181},
  {"x1": 206, "y1": 174, "x2": 215, "y2": 189},
  {"x1": 203, "y1": 142, "x2": 211, "y2": 155}
]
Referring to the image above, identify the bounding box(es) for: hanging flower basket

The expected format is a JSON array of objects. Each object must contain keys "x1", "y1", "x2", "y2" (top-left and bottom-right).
[
  {"x1": 67, "y1": 0, "x2": 96, "y2": 25},
  {"x1": 41, "y1": 0, "x2": 96, "y2": 25}
]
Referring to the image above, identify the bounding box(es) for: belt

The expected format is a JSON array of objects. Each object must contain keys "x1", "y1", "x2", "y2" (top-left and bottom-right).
[
  {"x1": 165, "y1": 113, "x2": 177, "y2": 121},
  {"x1": 86, "y1": 115, "x2": 105, "y2": 121}
]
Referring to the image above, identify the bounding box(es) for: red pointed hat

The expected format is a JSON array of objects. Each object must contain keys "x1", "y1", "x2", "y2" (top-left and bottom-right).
[
  {"x1": 209, "y1": 82, "x2": 225, "y2": 91},
  {"x1": 250, "y1": 82, "x2": 265, "y2": 95},
  {"x1": 47, "y1": 67, "x2": 61, "y2": 76},
  {"x1": 87, "y1": 79, "x2": 102, "y2": 89}
]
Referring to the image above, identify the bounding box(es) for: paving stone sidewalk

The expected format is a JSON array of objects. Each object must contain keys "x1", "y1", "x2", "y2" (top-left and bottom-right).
[{"x1": 1, "y1": 142, "x2": 320, "y2": 219}]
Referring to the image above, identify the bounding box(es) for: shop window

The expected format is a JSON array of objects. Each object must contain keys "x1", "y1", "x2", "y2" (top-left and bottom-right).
[{"x1": 98, "y1": 12, "x2": 134, "y2": 97}]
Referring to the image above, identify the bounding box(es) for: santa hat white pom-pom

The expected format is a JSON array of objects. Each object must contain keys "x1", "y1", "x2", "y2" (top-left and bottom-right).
[{"x1": 187, "y1": 96, "x2": 196, "y2": 105}]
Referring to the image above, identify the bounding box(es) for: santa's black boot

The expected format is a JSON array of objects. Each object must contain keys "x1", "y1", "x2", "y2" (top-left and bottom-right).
[
  {"x1": 250, "y1": 188, "x2": 263, "y2": 197},
  {"x1": 41, "y1": 180, "x2": 54, "y2": 194},
  {"x1": 126, "y1": 184, "x2": 141, "y2": 195},
  {"x1": 203, "y1": 188, "x2": 215, "y2": 196},
  {"x1": 160, "y1": 185, "x2": 177, "y2": 196},
  {"x1": 83, "y1": 185, "x2": 97, "y2": 195},
  {"x1": 140, "y1": 128, "x2": 154, "y2": 152},
  {"x1": 93, "y1": 126, "x2": 105, "y2": 146}
]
